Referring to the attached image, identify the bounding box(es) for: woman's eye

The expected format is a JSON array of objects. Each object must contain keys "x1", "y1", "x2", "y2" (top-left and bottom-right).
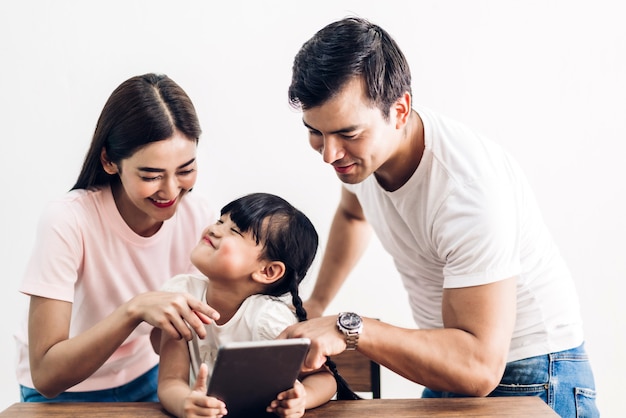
[
  {"x1": 177, "y1": 169, "x2": 196, "y2": 176},
  {"x1": 141, "y1": 176, "x2": 161, "y2": 182}
]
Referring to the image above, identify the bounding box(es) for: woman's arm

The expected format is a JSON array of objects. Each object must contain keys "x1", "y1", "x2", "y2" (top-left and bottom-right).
[{"x1": 28, "y1": 291, "x2": 219, "y2": 398}]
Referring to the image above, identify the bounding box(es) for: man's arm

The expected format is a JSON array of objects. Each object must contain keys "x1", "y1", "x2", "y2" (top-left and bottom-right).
[
  {"x1": 281, "y1": 276, "x2": 516, "y2": 396},
  {"x1": 305, "y1": 187, "x2": 372, "y2": 318}
]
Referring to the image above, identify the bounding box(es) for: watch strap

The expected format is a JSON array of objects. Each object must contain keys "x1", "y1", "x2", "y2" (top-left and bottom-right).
[{"x1": 344, "y1": 332, "x2": 359, "y2": 350}]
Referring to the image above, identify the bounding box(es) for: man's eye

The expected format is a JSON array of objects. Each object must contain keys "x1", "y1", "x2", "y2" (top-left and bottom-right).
[{"x1": 141, "y1": 176, "x2": 161, "y2": 182}]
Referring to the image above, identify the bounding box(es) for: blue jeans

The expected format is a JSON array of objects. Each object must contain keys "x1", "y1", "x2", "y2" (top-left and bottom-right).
[
  {"x1": 422, "y1": 343, "x2": 599, "y2": 417},
  {"x1": 20, "y1": 365, "x2": 158, "y2": 402}
]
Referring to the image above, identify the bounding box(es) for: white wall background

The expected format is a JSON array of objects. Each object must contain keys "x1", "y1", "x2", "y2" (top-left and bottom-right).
[{"x1": 1, "y1": 0, "x2": 624, "y2": 415}]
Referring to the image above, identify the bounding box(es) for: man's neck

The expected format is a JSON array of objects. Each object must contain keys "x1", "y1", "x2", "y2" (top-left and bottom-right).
[{"x1": 375, "y1": 110, "x2": 424, "y2": 192}]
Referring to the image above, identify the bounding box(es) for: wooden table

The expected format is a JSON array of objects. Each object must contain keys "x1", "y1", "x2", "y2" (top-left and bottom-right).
[{"x1": 0, "y1": 397, "x2": 558, "y2": 417}]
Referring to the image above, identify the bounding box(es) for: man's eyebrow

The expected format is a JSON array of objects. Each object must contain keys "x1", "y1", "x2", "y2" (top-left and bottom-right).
[
  {"x1": 137, "y1": 157, "x2": 196, "y2": 173},
  {"x1": 302, "y1": 120, "x2": 360, "y2": 135}
]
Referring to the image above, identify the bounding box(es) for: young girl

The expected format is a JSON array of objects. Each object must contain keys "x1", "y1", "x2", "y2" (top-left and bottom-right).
[
  {"x1": 157, "y1": 193, "x2": 337, "y2": 418},
  {"x1": 16, "y1": 73, "x2": 219, "y2": 402}
]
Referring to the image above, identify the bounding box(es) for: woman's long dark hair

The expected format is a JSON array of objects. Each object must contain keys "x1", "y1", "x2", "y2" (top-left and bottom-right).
[
  {"x1": 72, "y1": 73, "x2": 201, "y2": 191},
  {"x1": 222, "y1": 193, "x2": 361, "y2": 400}
]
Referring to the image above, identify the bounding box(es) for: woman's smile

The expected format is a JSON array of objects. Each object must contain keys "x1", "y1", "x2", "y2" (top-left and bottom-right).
[{"x1": 149, "y1": 196, "x2": 177, "y2": 208}]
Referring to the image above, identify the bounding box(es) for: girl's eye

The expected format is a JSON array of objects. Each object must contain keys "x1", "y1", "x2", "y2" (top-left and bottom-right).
[{"x1": 231, "y1": 228, "x2": 243, "y2": 237}]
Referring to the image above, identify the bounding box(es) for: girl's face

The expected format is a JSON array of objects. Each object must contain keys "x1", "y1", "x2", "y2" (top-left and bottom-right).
[
  {"x1": 190, "y1": 214, "x2": 265, "y2": 281},
  {"x1": 105, "y1": 131, "x2": 198, "y2": 236}
]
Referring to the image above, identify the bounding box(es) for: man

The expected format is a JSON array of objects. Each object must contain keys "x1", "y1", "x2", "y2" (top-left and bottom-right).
[{"x1": 279, "y1": 17, "x2": 598, "y2": 417}]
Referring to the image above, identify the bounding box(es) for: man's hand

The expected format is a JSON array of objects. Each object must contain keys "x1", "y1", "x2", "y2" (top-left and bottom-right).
[{"x1": 277, "y1": 316, "x2": 346, "y2": 371}]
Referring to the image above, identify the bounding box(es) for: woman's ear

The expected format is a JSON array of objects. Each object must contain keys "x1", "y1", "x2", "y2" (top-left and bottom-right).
[
  {"x1": 252, "y1": 261, "x2": 286, "y2": 285},
  {"x1": 100, "y1": 147, "x2": 118, "y2": 175}
]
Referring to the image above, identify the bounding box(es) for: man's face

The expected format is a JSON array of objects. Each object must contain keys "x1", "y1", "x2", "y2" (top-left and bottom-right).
[{"x1": 301, "y1": 77, "x2": 400, "y2": 185}]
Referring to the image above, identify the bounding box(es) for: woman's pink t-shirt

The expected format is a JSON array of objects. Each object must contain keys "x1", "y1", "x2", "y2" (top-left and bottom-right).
[{"x1": 15, "y1": 185, "x2": 213, "y2": 391}]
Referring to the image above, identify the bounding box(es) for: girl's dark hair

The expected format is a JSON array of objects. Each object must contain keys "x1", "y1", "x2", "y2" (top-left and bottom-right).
[
  {"x1": 221, "y1": 192, "x2": 318, "y2": 322},
  {"x1": 288, "y1": 16, "x2": 412, "y2": 121},
  {"x1": 223, "y1": 192, "x2": 360, "y2": 400},
  {"x1": 72, "y1": 73, "x2": 201, "y2": 190}
]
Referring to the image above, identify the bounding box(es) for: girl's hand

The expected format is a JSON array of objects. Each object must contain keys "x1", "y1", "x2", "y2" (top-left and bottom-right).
[
  {"x1": 266, "y1": 379, "x2": 306, "y2": 418},
  {"x1": 128, "y1": 291, "x2": 220, "y2": 341},
  {"x1": 182, "y1": 363, "x2": 227, "y2": 418}
]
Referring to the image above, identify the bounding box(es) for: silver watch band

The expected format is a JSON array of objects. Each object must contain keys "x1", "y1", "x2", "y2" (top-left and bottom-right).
[{"x1": 345, "y1": 332, "x2": 359, "y2": 350}]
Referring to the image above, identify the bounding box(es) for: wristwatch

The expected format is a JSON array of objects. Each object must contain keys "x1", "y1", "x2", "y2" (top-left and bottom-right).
[{"x1": 336, "y1": 312, "x2": 363, "y2": 350}]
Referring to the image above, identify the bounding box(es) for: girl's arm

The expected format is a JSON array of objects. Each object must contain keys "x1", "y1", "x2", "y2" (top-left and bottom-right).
[
  {"x1": 158, "y1": 331, "x2": 226, "y2": 418},
  {"x1": 300, "y1": 369, "x2": 337, "y2": 408},
  {"x1": 267, "y1": 368, "x2": 336, "y2": 417},
  {"x1": 28, "y1": 291, "x2": 219, "y2": 398}
]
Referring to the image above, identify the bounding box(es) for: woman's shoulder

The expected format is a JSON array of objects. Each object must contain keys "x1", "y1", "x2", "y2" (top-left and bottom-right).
[{"x1": 38, "y1": 187, "x2": 109, "y2": 227}]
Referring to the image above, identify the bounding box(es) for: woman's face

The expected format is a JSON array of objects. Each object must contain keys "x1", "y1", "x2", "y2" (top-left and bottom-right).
[{"x1": 106, "y1": 131, "x2": 198, "y2": 236}]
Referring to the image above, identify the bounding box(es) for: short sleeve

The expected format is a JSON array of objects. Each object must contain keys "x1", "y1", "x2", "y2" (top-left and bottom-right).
[
  {"x1": 252, "y1": 297, "x2": 298, "y2": 340},
  {"x1": 19, "y1": 199, "x2": 84, "y2": 301},
  {"x1": 435, "y1": 177, "x2": 522, "y2": 288}
]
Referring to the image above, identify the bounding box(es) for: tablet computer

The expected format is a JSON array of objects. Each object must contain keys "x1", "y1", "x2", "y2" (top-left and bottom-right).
[{"x1": 206, "y1": 338, "x2": 311, "y2": 417}]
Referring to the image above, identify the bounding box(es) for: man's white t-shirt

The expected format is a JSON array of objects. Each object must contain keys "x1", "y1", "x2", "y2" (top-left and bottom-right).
[{"x1": 344, "y1": 107, "x2": 583, "y2": 362}]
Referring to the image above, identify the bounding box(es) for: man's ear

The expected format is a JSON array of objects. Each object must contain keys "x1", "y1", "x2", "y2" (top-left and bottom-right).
[
  {"x1": 252, "y1": 261, "x2": 286, "y2": 285},
  {"x1": 100, "y1": 147, "x2": 119, "y2": 175},
  {"x1": 393, "y1": 91, "x2": 412, "y2": 129}
]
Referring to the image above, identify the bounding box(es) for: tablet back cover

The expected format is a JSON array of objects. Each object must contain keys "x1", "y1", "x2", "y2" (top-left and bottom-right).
[{"x1": 207, "y1": 338, "x2": 310, "y2": 417}]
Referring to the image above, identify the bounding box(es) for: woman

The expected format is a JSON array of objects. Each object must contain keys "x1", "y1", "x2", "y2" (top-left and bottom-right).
[{"x1": 15, "y1": 73, "x2": 219, "y2": 402}]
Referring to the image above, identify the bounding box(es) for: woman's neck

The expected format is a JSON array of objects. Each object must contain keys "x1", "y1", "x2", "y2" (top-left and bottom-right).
[{"x1": 109, "y1": 181, "x2": 163, "y2": 237}]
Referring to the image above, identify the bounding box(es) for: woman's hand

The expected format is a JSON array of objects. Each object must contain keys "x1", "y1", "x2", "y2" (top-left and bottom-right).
[{"x1": 127, "y1": 291, "x2": 220, "y2": 341}]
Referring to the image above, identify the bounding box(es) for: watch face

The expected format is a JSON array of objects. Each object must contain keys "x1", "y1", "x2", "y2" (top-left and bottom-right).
[{"x1": 339, "y1": 312, "x2": 362, "y2": 330}]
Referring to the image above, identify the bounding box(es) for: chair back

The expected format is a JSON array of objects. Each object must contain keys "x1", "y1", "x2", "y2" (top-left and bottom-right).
[{"x1": 330, "y1": 349, "x2": 381, "y2": 399}]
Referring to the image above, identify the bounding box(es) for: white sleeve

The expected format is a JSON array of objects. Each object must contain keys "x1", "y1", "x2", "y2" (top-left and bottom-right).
[
  {"x1": 252, "y1": 297, "x2": 298, "y2": 340},
  {"x1": 435, "y1": 176, "x2": 522, "y2": 288}
]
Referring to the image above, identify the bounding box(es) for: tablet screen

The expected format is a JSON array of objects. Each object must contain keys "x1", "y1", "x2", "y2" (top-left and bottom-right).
[{"x1": 206, "y1": 338, "x2": 311, "y2": 417}]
